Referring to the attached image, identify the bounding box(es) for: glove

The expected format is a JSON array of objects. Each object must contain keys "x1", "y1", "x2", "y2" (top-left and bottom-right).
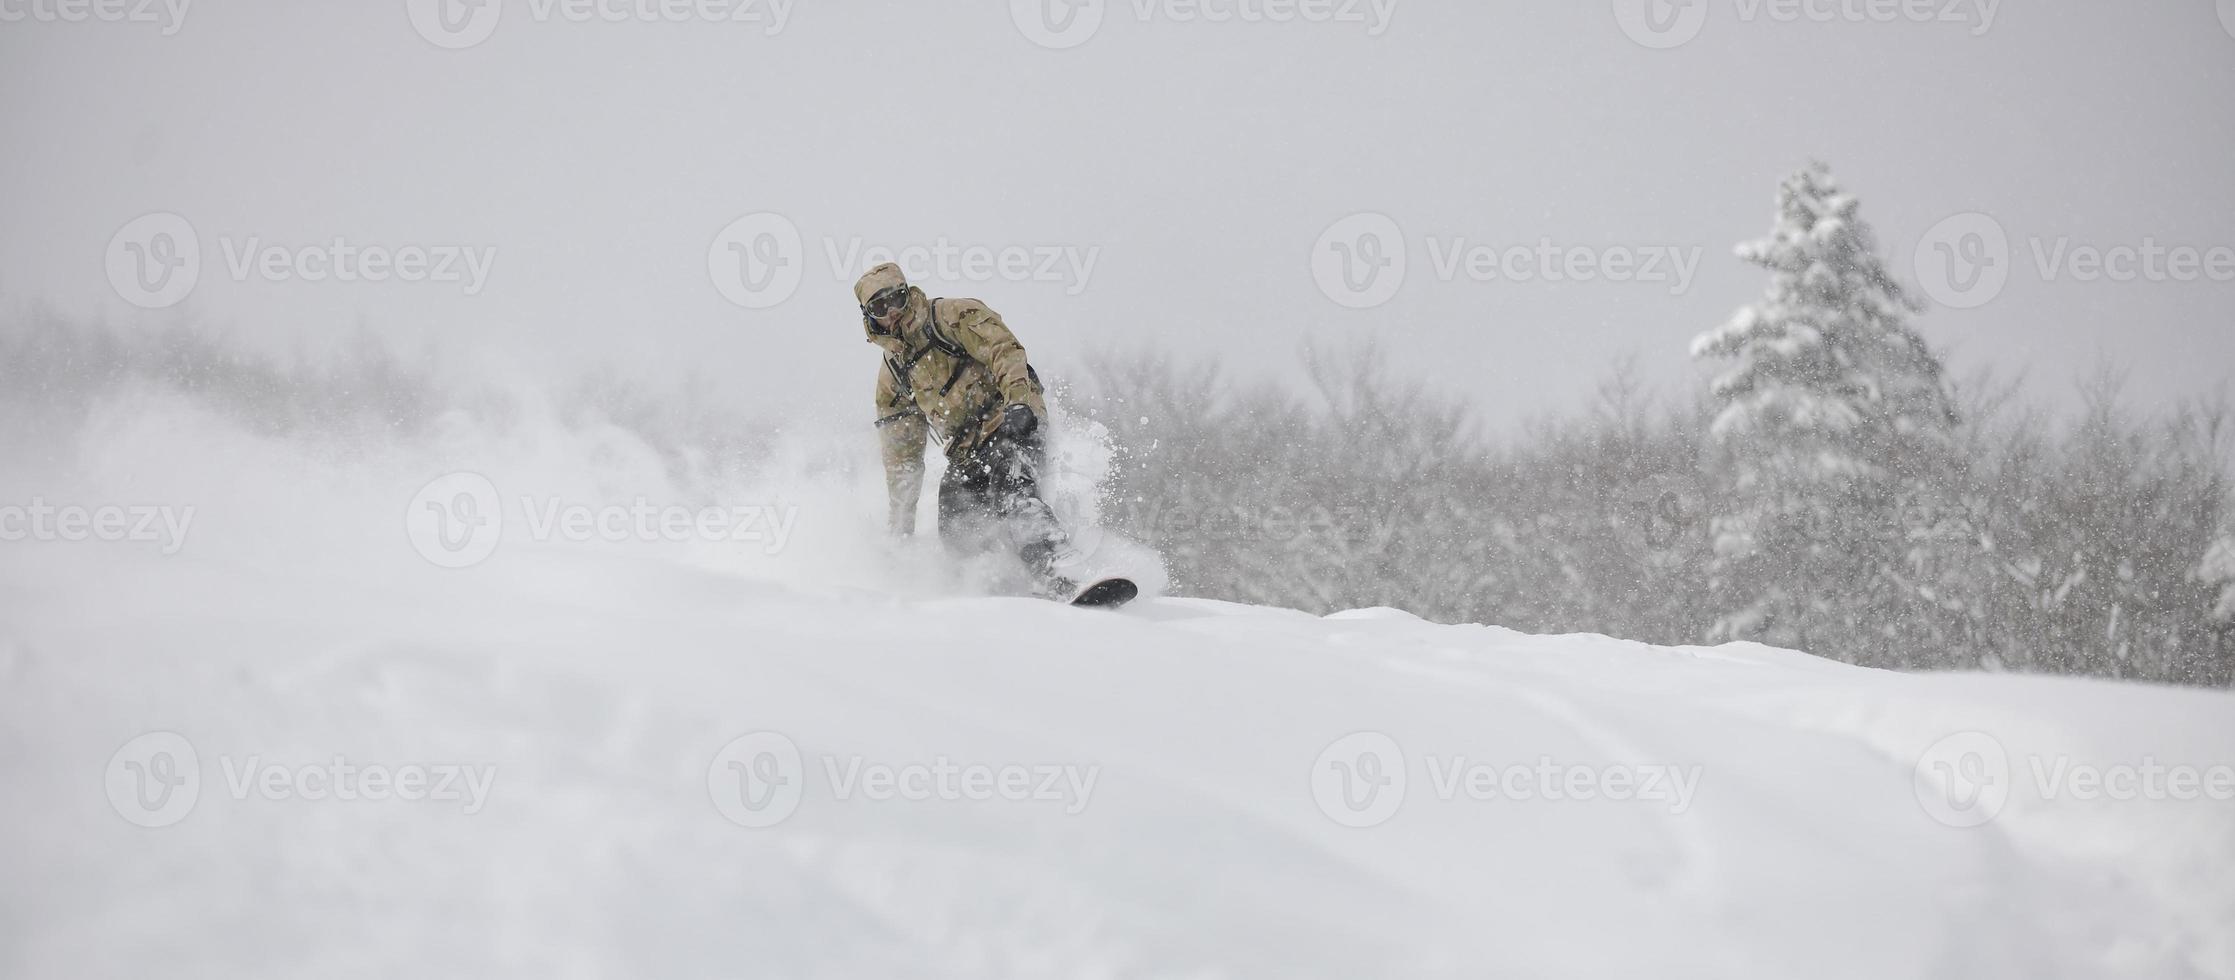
[{"x1": 995, "y1": 403, "x2": 1038, "y2": 442}]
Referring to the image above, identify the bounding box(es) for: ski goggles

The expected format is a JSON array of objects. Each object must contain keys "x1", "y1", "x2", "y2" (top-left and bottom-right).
[{"x1": 864, "y1": 286, "x2": 910, "y2": 320}]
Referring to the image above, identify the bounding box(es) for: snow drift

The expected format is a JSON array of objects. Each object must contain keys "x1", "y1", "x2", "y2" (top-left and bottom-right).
[{"x1": 2, "y1": 326, "x2": 2232, "y2": 979}]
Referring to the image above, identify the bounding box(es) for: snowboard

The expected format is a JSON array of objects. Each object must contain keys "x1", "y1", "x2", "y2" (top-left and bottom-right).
[{"x1": 1067, "y1": 577, "x2": 1139, "y2": 610}]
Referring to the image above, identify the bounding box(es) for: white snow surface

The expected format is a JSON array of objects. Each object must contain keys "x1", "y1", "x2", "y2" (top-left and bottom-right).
[{"x1": 4, "y1": 384, "x2": 2235, "y2": 980}]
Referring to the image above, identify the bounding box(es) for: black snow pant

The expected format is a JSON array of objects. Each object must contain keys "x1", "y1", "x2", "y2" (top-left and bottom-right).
[{"x1": 937, "y1": 430, "x2": 1069, "y2": 587}]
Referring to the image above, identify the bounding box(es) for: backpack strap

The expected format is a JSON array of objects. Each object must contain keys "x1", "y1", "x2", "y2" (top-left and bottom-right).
[
  {"x1": 921, "y1": 298, "x2": 969, "y2": 357},
  {"x1": 888, "y1": 296, "x2": 980, "y2": 397},
  {"x1": 922, "y1": 298, "x2": 977, "y2": 395}
]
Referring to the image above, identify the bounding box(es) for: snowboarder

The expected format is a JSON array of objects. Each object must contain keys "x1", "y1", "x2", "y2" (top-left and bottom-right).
[{"x1": 857, "y1": 263, "x2": 1085, "y2": 598}]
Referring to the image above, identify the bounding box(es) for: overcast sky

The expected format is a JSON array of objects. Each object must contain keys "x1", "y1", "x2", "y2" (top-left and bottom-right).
[{"x1": 4, "y1": 1, "x2": 2231, "y2": 432}]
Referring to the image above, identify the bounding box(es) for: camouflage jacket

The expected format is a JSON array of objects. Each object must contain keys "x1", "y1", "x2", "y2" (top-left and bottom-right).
[{"x1": 868, "y1": 287, "x2": 1047, "y2": 533}]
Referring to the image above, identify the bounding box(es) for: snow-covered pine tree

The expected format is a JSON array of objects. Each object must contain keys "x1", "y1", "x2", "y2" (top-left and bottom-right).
[
  {"x1": 2205, "y1": 531, "x2": 2235, "y2": 624},
  {"x1": 1691, "y1": 162, "x2": 1972, "y2": 667}
]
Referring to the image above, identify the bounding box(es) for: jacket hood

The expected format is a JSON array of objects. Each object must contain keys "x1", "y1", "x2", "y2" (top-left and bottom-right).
[
  {"x1": 853, "y1": 262, "x2": 908, "y2": 306},
  {"x1": 862, "y1": 287, "x2": 929, "y2": 349}
]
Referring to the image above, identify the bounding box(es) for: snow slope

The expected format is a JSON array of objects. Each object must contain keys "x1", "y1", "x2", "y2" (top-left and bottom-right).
[{"x1": 4, "y1": 366, "x2": 2235, "y2": 979}]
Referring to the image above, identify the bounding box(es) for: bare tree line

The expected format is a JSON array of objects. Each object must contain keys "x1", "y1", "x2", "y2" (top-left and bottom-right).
[{"x1": 1070, "y1": 164, "x2": 2235, "y2": 687}]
